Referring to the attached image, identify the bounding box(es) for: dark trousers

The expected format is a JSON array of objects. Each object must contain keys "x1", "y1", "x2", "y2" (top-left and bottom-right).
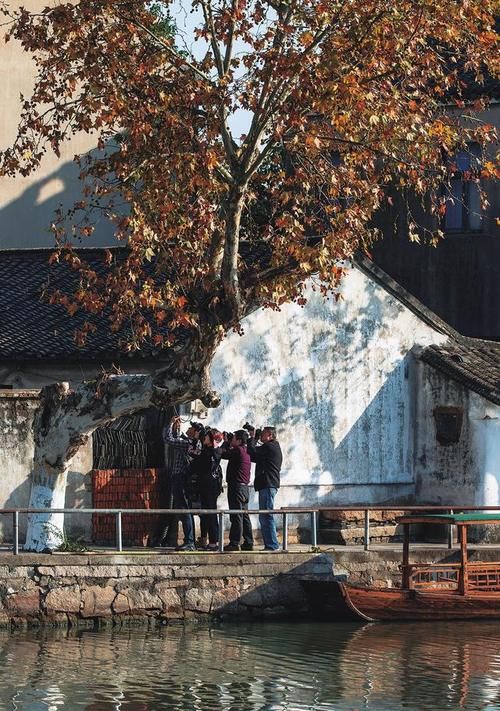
[
  {"x1": 227, "y1": 483, "x2": 253, "y2": 546},
  {"x1": 172, "y1": 479, "x2": 194, "y2": 546},
  {"x1": 200, "y1": 485, "x2": 219, "y2": 544},
  {"x1": 153, "y1": 468, "x2": 178, "y2": 547}
]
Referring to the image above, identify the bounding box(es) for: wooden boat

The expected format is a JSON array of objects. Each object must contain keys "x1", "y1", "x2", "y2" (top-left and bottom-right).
[{"x1": 303, "y1": 513, "x2": 500, "y2": 621}]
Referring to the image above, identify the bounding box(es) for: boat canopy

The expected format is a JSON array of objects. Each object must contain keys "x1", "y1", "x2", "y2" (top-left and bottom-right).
[{"x1": 398, "y1": 513, "x2": 500, "y2": 525}]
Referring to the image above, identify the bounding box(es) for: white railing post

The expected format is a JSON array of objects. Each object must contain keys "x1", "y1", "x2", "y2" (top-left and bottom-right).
[
  {"x1": 282, "y1": 512, "x2": 288, "y2": 552},
  {"x1": 364, "y1": 509, "x2": 370, "y2": 551},
  {"x1": 12, "y1": 511, "x2": 19, "y2": 555},
  {"x1": 116, "y1": 511, "x2": 122, "y2": 552},
  {"x1": 218, "y1": 512, "x2": 224, "y2": 552},
  {"x1": 311, "y1": 511, "x2": 318, "y2": 547}
]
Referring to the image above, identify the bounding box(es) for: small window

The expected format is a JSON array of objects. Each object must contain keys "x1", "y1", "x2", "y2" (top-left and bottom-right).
[
  {"x1": 444, "y1": 144, "x2": 482, "y2": 233},
  {"x1": 434, "y1": 406, "x2": 464, "y2": 445}
]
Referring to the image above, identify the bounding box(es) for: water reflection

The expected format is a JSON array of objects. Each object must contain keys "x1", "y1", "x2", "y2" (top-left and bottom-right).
[{"x1": 0, "y1": 621, "x2": 499, "y2": 710}]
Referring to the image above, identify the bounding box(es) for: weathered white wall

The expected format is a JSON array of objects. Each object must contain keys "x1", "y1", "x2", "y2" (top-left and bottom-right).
[
  {"x1": 0, "y1": 392, "x2": 92, "y2": 542},
  {"x1": 413, "y1": 362, "x2": 476, "y2": 503},
  {"x1": 1, "y1": 264, "x2": 497, "y2": 540},
  {"x1": 413, "y1": 362, "x2": 500, "y2": 508},
  {"x1": 470, "y1": 397, "x2": 500, "y2": 507},
  {"x1": 209, "y1": 264, "x2": 449, "y2": 513}
]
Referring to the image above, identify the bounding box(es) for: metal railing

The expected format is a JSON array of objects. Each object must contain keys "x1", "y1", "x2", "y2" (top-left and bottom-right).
[{"x1": 2, "y1": 504, "x2": 500, "y2": 555}]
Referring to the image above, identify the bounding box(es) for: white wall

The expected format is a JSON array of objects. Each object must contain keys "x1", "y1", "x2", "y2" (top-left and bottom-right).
[
  {"x1": 470, "y1": 397, "x2": 500, "y2": 507},
  {"x1": 208, "y1": 263, "x2": 448, "y2": 512},
  {"x1": 412, "y1": 361, "x2": 500, "y2": 509}
]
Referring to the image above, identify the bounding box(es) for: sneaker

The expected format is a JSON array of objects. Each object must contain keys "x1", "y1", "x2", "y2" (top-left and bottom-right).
[
  {"x1": 241, "y1": 543, "x2": 254, "y2": 551},
  {"x1": 204, "y1": 544, "x2": 219, "y2": 552},
  {"x1": 223, "y1": 544, "x2": 241, "y2": 552},
  {"x1": 262, "y1": 546, "x2": 281, "y2": 552},
  {"x1": 176, "y1": 543, "x2": 195, "y2": 551}
]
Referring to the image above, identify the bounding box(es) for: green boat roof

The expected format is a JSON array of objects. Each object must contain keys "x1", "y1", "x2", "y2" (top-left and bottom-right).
[{"x1": 398, "y1": 513, "x2": 500, "y2": 525}]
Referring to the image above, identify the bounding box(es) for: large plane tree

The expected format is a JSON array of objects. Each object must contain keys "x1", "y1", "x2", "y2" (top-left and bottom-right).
[{"x1": 0, "y1": 0, "x2": 497, "y2": 550}]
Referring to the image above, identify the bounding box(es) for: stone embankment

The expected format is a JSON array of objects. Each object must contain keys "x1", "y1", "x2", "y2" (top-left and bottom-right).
[{"x1": 1, "y1": 546, "x2": 498, "y2": 627}]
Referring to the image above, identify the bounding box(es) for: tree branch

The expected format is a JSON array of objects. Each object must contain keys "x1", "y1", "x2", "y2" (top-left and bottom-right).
[
  {"x1": 200, "y1": 0, "x2": 225, "y2": 78},
  {"x1": 120, "y1": 14, "x2": 214, "y2": 86}
]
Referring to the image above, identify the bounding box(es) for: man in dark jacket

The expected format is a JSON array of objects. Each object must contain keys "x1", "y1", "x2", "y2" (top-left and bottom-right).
[
  {"x1": 163, "y1": 417, "x2": 203, "y2": 551},
  {"x1": 248, "y1": 426, "x2": 282, "y2": 551},
  {"x1": 220, "y1": 429, "x2": 254, "y2": 552}
]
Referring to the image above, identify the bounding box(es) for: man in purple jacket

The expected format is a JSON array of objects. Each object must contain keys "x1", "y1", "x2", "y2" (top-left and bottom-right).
[{"x1": 220, "y1": 429, "x2": 254, "y2": 552}]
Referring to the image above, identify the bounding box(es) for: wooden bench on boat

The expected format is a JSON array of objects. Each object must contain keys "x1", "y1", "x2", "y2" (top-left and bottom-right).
[{"x1": 303, "y1": 513, "x2": 500, "y2": 622}]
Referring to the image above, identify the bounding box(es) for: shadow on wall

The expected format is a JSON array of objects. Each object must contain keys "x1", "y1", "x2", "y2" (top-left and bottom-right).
[
  {"x1": 214, "y1": 271, "x2": 417, "y2": 495},
  {"x1": 0, "y1": 153, "x2": 117, "y2": 249}
]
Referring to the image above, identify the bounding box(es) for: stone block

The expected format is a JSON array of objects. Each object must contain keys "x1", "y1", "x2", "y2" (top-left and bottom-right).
[
  {"x1": 238, "y1": 586, "x2": 263, "y2": 607},
  {"x1": 45, "y1": 586, "x2": 81, "y2": 614},
  {"x1": 37, "y1": 567, "x2": 56, "y2": 577},
  {"x1": 127, "y1": 565, "x2": 174, "y2": 579},
  {"x1": 112, "y1": 592, "x2": 130, "y2": 615},
  {"x1": 185, "y1": 587, "x2": 212, "y2": 613},
  {"x1": 154, "y1": 585, "x2": 184, "y2": 619},
  {"x1": 2, "y1": 578, "x2": 37, "y2": 594},
  {"x1": 5, "y1": 590, "x2": 40, "y2": 617},
  {"x1": 211, "y1": 587, "x2": 240, "y2": 611},
  {"x1": 53, "y1": 566, "x2": 91, "y2": 578},
  {"x1": 118, "y1": 587, "x2": 163, "y2": 614},
  {"x1": 83, "y1": 566, "x2": 121, "y2": 579},
  {"x1": 81, "y1": 586, "x2": 116, "y2": 618},
  {"x1": 321, "y1": 524, "x2": 401, "y2": 545},
  {"x1": 320, "y1": 509, "x2": 405, "y2": 525}
]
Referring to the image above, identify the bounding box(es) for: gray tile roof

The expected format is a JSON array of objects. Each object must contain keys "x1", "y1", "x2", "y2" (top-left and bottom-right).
[
  {"x1": 421, "y1": 338, "x2": 500, "y2": 406},
  {"x1": 0, "y1": 248, "x2": 128, "y2": 360},
  {"x1": 1, "y1": 247, "x2": 500, "y2": 408},
  {"x1": 357, "y1": 256, "x2": 500, "y2": 406}
]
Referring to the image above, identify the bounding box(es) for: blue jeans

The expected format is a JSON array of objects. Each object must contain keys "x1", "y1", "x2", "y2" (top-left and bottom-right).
[{"x1": 258, "y1": 487, "x2": 279, "y2": 550}]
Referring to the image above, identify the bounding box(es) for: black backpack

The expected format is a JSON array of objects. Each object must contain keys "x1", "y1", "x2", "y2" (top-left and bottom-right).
[
  {"x1": 208, "y1": 453, "x2": 223, "y2": 495},
  {"x1": 213, "y1": 462, "x2": 223, "y2": 495}
]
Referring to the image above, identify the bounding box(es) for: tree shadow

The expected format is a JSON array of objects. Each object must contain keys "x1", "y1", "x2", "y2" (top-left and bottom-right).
[
  {"x1": 0, "y1": 153, "x2": 116, "y2": 249},
  {"x1": 209, "y1": 267, "x2": 422, "y2": 524}
]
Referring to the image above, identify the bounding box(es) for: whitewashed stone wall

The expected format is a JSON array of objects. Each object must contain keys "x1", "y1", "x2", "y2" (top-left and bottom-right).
[
  {"x1": 209, "y1": 263, "x2": 449, "y2": 517},
  {"x1": 0, "y1": 264, "x2": 496, "y2": 542},
  {"x1": 414, "y1": 362, "x2": 500, "y2": 508}
]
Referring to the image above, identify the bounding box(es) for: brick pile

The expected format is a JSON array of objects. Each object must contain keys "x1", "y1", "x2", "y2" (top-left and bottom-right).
[
  {"x1": 319, "y1": 509, "x2": 406, "y2": 545},
  {"x1": 92, "y1": 468, "x2": 162, "y2": 546}
]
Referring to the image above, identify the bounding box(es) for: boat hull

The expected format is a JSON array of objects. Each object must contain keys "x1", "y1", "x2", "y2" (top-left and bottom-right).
[{"x1": 302, "y1": 580, "x2": 500, "y2": 622}]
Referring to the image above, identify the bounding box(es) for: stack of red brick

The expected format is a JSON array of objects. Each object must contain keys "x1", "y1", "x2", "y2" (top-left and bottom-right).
[{"x1": 92, "y1": 468, "x2": 162, "y2": 546}]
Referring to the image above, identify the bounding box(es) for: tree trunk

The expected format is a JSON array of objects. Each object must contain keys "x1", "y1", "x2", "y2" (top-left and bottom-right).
[
  {"x1": 24, "y1": 350, "x2": 221, "y2": 551},
  {"x1": 24, "y1": 465, "x2": 69, "y2": 552}
]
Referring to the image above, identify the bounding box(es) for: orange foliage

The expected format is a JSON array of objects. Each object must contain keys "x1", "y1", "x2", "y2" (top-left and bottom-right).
[{"x1": 0, "y1": 0, "x2": 497, "y2": 350}]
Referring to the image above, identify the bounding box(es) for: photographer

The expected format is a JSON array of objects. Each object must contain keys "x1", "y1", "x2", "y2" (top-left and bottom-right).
[
  {"x1": 247, "y1": 425, "x2": 282, "y2": 552},
  {"x1": 220, "y1": 429, "x2": 254, "y2": 552},
  {"x1": 162, "y1": 416, "x2": 203, "y2": 551},
  {"x1": 197, "y1": 428, "x2": 224, "y2": 551}
]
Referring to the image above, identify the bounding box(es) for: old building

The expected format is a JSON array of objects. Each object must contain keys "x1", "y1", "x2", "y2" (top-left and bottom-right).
[
  {"x1": 0, "y1": 249, "x2": 499, "y2": 544},
  {"x1": 373, "y1": 97, "x2": 500, "y2": 340}
]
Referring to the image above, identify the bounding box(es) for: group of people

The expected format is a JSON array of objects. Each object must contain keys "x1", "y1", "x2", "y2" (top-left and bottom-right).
[{"x1": 159, "y1": 416, "x2": 283, "y2": 552}]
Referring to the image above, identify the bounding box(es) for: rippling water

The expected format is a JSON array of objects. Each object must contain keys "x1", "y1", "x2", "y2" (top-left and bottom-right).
[{"x1": 0, "y1": 620, "x2": 499, "y2": 710}]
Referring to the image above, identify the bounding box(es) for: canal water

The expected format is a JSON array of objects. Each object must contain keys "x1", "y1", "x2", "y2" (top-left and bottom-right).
[{"x1": 0, "y1": 620, "x2": 499, "y2": 710}]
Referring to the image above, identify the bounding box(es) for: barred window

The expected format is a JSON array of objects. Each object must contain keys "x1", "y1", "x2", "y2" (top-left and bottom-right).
[{"x1": 444, "y1": 143, "x2": 482, "y2": 233}]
